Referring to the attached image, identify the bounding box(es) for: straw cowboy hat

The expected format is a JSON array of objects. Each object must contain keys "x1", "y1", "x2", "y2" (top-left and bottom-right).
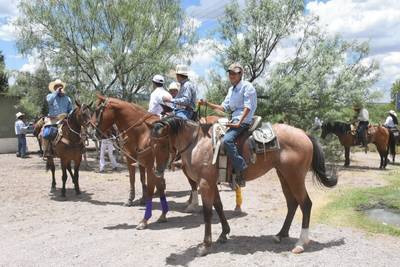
[
  {"x1": 168, "y1": 81, "x2": 180, "y2": 91},
  {"x1": 175, "y1": 64, "x2": 189, "y2": 76},
  {"x1": 48, "y1": 79, "x2": 66, "y2": 92},
  {"x1": 15, "y1": 112, "x2": 24, "y2": 119},
  {"x1": 389, "y1": 110, "x2": 397, "y2": 117}
]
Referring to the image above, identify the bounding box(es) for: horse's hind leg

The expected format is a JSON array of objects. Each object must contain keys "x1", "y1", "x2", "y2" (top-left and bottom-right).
[
  {"x1": 124, "y1": 158, "x2": 136, "y2": 206},
  {"x1": 61, "y1": 161, "x2": 68, "y2": 198},
  {"x1": 139, "y1": 166, "x2": 146, "y2": 205},
  {"x1": 47, "y1": 157, "x2": 56, "y2": 191},
  {"x1": 213, "y1": 185, "x2": 230, "y2": 244},
  {"x1": 72, "y1": 158, "x2": 81, "y2": 195},
  {"x1": 183, "y1": 166, "x2": 199, "y2": 213},
  {"x1": 197, "y1": 178, "x2": 216, "y2": 257},
  {"x1": 273, "y1": 170, "x2": 298, "y2": 243},
  {"x1": 136, "y1": 171, "x2": 156, "y2": 230}
]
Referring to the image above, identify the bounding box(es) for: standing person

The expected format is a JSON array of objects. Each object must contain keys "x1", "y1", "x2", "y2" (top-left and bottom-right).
[
  {"x1": 148, "y1": 75, "x2": 172, "y2": 116},
  {"x1": 353, "y1": 103, "x2": 369, "y2": 148},
  {"x1": 99, "y1": 128, "x2": 120, "y2": 173},
  {"x1": 198, "y1": 62, "x2": 257, "y2": 188},
  {"x1": 42, "y1": 79, "x2": 73, "y2": 157},
  {"x1": 163, "y1": 64, "x2": 197, "y2": 120},
  {"x1": 15, "y1": 112, "x2": 29, "y2": 158},
  {"x1": 384, "y1": 110, "x2": 398, "y2": 129}
]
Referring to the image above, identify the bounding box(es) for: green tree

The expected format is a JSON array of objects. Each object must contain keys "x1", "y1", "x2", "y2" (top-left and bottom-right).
[
  {"x1": 0, "y1": 51, "x2": 8, "y2": 93},
  {"x1": 390, "y1": 79, "x2": 400, "y2": 107},
  {"x1": 16, "y1": 0, "x2": 195, "y2": 101},
  {"x1": 8, "y1": 64, "x2": 52, "y2": 117}
]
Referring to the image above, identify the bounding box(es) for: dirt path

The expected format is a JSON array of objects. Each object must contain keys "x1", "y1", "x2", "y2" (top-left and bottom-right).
[{"x1": 1, "y1": 137, "x2": 399, "y2": 266}]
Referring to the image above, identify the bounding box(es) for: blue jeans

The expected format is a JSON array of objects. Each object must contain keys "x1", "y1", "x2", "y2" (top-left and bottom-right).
[
  {"x1": 174, "y1": 109, "x2": 193, "y2": 120},
  {"x1": 17, "y1": 134, "x2": 27, "y2": 157},
  {"x1": 223, "y1": 122, "x2": 250, "y2": 172}
]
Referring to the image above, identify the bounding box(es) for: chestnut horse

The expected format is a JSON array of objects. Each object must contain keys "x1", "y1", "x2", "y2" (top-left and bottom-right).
[
  {"x1": 44, "y1": 101, "x2": 92, "y2": 197},
  {"x1": 33, "y1": 117, "x2": 45, "y2": 155},
  {"x1": 321, "y1": 121, "x2": 391, "y2": 168},
  {"x1": 150, "y1": 116, "x2": 337, "y2": 256}
]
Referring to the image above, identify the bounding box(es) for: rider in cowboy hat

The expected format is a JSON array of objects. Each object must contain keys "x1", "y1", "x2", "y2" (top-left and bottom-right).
[
  {"x1": 198, "y1": 62, "x2": 257, "y2": 189},
  {"x1": 384, "y1": 110, "x2": 398, "y2": 128},
  {"x1": 41, "y1": 79, "x2": 73, "y2": 157},
  {"x1": 353, "y1": 102, "x2": 369, "y2": 148},
  {"x1": 162, "y1": 64, "x2": 197, "y2": 120}
]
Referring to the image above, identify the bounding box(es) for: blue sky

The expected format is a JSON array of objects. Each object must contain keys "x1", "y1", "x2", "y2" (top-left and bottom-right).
[{"x1": 1, "y1": 0, "x2": 399, "y2": 101}]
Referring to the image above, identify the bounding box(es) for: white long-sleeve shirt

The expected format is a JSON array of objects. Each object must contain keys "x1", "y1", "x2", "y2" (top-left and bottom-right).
[
  {"x1": 148, "y1": 87, "x2": 172, "y2": 115},
  {"x1": 357, "y1": 108, "x2": 369, "y2": 122},
  {"x1": 15, "y1": 119, "x2": 28, "y2": 135},
  {"x1": 384, "y1": 116, "x2": 395, "y2": 128}
]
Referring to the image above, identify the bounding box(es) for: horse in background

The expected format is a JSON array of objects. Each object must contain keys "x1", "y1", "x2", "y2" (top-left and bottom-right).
[
  {"x1": 33, "y1": 117, "x2": 45, "y2": 155},
  {"x1": 321, "y1": 121, "x2": 391, "y2": 168},
  {"x1": 150, "y1": 116, "x2": 337, "y2": 255},
  {"x1": 43, "y1": 101, "x2": 92, "y2": 197}
]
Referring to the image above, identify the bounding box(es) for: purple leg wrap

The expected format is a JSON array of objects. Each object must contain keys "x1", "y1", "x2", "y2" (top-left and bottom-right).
[
  {"x1": 160, "y1": 196, "x2": 169, "y2": 213},
  {"x1": 144, "y1": 199, "x2": 152, "y2": 220}
]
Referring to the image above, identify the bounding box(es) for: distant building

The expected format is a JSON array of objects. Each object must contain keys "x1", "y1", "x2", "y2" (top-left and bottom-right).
[{"x1": 0, "y1": 94, "x2": 19, "y2": 153}]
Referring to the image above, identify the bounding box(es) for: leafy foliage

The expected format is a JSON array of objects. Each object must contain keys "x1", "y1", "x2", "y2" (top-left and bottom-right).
[{"x1": 0, "y1": 51, "x2": 8, "y2": 93}]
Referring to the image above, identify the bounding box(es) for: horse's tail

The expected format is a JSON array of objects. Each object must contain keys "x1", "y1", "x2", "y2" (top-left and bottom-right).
[
  {"x1": 388, "y1": 129, "x2": 396, "y2": 158},
  {"x1": 308, "y1": 135, "x2": 338, "y2": 188}
]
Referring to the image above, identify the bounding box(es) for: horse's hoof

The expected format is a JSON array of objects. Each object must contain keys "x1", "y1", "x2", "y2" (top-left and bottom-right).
[
  {"x1": 272, "y1": 235, "x2": 282, "y2": 243},
  {"x1": 234, "y1": 205, "x2": 242, "y2": 214},
  {"x1": 197, "y1": 244, "x2": 210, "y2": 257},
  {"x1": 292, "y1": 245, "x2": 305, "y2": 254},
  {"x1": 216, "y1": 234, "x2": 228, "y2": 244},
  {"x1": 136, "y1": 220, "x2": 148, "y2": 230},
  {"x1": 184, "y1": 204, "x2": 198, "y2": 213},
  {"x1": 156, "y1": 214, "x2": 167, "y2": 223},
  {"x1": 75, "y1": 190, "x2": 81, "y2": 195},
  {"x1": 124, "y1": 200, "x2": 134, "y2": 207}
]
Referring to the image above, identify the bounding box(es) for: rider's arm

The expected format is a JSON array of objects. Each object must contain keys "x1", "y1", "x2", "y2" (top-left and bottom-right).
[
  {"x1": 46, "y1": 91, "x2": 58, "y2": 104},
  {"x1": 171, "y1": 83, "x2": 192, "y2": 106}
]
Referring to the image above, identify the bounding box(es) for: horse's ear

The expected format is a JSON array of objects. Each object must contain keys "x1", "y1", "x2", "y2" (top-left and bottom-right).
[{"x1": 75, "y1": 99, "x2": 81, "y2": 107}]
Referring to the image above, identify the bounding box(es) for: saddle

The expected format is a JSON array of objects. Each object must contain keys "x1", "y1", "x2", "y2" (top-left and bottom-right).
[{"x1": 211, "y1": 116, "x2": 280, "y2": 184}]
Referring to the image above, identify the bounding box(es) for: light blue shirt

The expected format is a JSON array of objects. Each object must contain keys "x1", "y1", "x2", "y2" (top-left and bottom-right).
[
  {"x1": 172, "y1": 79, "x2": 197, "y2": 110},
  {"x1": 46, "y1": 92, "x2": 73, "y2": 116},
  {"x1": 221, "y1": 80, "x2": 257, "y2": 124},
  {"x1": 15, "y1": 119, "x2": 28, "y2": 135}
]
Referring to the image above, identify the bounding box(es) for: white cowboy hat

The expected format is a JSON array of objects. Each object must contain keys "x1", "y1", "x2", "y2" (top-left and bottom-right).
[
  {"x1": 168, "y1": 81, "x2": 180, "y2": 91},
  {"x1": 389, "y1": 110, "x2": 397, "y2": 117},
  {"x1": 15, "y1": 112, "x2": 24, "y2": 119},
  {"x1": 175, "y1": 64, "x2": 189, "y2": 76},
  {"x1": 48, "y1": 79, "x2": 66, "y2": 92},
  {"x1": 227, "y1": 62, "x2": 243, "y2": 73},
  {"x1": 152, "y1": 74, "x2": 165, "y2": 84}
]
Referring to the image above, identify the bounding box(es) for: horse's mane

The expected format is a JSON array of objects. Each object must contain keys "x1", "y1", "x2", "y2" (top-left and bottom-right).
[
  {"x1": 329, "y1": 121, "x2": 351, "y2": 134},
  {"x1": 155, "y1": 116, "x2": 186, "y2": 136},
  {"x1": 108, "y1": 97, "x2": 148, "y2": 113}
]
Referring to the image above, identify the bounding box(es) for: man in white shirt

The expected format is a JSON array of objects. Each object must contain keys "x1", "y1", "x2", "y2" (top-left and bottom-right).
[
  {"x1": 15, "y1": 112, "x2": 29, "y2": 158},
  {"x1": 384, "y1": 110, "x2": 398, "y2": 129},
  {"x1": 148, "y1": 75, "x2": 172, "y2": 116},
  {"x1": 353, "y1": 104, "x2": 369, "y2": 148}
]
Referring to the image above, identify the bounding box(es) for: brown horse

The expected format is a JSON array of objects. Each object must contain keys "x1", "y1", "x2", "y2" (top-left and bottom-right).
[
  {"x1": 33, "y1": 117, "x2": 45, "y2": 155},
  {"x1": 150, "y1": 116, "x2": 337, "y2": 255},
  {"x1": 44, "y1": 101, "x2": 92, "y2": 197},
  {"x1": 92, "y1": 95, "x2": 205, "y2": 229},
  {"x1": 321, "y1": 121, "x2": 391, "y2": 168}
]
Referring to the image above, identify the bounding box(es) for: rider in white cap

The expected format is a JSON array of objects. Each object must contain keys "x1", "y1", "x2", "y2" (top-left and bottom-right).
[
  {"x1": 384, "y1": 110, "x2": 398, "y2": 128},
  {"x1": 148, "y1": 74, "x2": 172, "y2": 116}
]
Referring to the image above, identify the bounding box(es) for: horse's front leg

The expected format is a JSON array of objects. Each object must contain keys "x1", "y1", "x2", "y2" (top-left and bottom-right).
[
  {"x1": 47, "y1": 157, "x2": 56, "y2": 191},
  {"x1": 139, "y1": 165, "x2": 146, "y2": 206},
  {"x1": 344, "y1": 146, "x2": 350, "y2": 167},
  {"x1": 155, "y1": 174, "x2": 168, "y2": 223},
  {"x1": 183, "y1": 166, "x2": 199, "y2": 213},
  {"x1": 73, "y1": 157, "x2": 82, "y2": 195},
  {"x1": 124, "y1": 158, "x2": 136, "y2": 206},
  {"x1": 136, "y1": 170, "x2": 157, "y2": 230},
  {"x1": 60, "y1": 160, "x2": 68, "y2": 197},
  {"x1": 197, "y1": 178, "x2": 216, "y2": 257}
]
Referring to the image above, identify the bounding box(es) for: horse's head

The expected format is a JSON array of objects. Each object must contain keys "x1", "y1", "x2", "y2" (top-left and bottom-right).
[
  {"x1": 321, "y1": 122, "x2": 332, "y2": 139},
  {"x1": 74, "y1": 100, "x2": 94, "y2": 127},
  {"x1": 92, "y1": 95, "x2": 115, "y2": 139}
]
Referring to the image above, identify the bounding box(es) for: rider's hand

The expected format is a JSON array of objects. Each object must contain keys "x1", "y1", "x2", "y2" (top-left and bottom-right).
[
  {"x1": 198, "y1": 99, "x2": 207, "y2": 106},
  {"x1": 226, "y1": 122, "x2": 240, "y2": 129}
]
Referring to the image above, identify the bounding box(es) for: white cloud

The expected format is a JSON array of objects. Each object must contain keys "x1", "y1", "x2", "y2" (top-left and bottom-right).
[
  {"x1": 19, "y1": 51, "x2": 41, "y2": 73},
  {"x1": 0, "y1": 17, "x2": 16, "y2": 41},
  {"x1": 0, "y1": 0, "x2": 19, "y2": 18},
  {"x1": 306, "y1": 0, "x2": 400, "y2": 101}
]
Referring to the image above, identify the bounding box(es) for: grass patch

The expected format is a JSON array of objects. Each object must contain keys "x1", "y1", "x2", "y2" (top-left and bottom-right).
[{"x1": 315, "y1": 169, "x2": 400, "y2": 236}]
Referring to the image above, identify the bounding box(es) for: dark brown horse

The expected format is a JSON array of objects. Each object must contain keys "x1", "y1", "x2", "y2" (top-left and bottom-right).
[
  {"x1": 150, "y1": 116, "x2": 337, "y2": 255},
  {"x1": 43, "y1": 101, "x2": 92, "y2": 197},
  {"x1": 321, "y1": 121, "x2": 391, "y2": 168}
]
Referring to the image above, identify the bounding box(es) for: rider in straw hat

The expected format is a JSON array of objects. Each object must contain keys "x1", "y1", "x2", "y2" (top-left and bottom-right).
[
  {"x1": 384, "y1": 110, "x2": 398, "y2": 128},
  {"x1": 162, "y1": 64, "x2": 197, "y2": 120},
  {"x1": 352, "y1": 102, "x2": 369, "y2": 148},
  {"x1": 41, "y1": 79, "x2": 73, "y2": 157}
]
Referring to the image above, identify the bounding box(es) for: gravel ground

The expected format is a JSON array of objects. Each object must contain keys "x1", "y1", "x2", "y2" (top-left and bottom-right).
[{"x1": 0, "y1": 136, "x2": 399, "y2": 266}]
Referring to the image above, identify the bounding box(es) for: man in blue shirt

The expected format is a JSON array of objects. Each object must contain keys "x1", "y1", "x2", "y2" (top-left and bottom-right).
[
  {"x1": 42, "y1": 79, "x2": 73, "y2": 157},
  {"x1": 199, "y1": 63, "x2": 257, "y2": 188},
  {"x1": 15, "y1": 112, "x2": 29, "y2": 158},
  {"x1": 163, "y1": 64, "x2": 197, "y2": 120}
]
